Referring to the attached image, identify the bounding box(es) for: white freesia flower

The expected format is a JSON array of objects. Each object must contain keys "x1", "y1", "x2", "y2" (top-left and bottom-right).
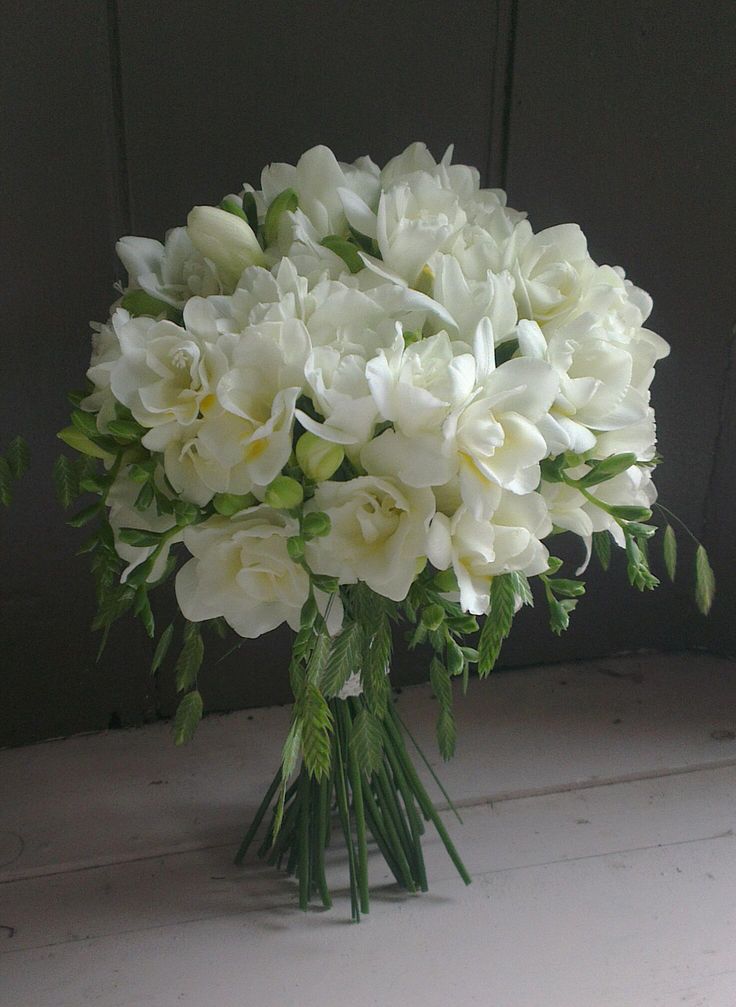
[
  {"x1": 432, "y1": 255, "x2": 518, "y2": 345},
  {"x1": 83, "y1": 309, "x2": 127, "y2": 428},
  {"x1": 427, "y1": 493, "x2": 551, "y2": 614},
  {"x1": 305, "y1": 476, "x2": 435, "y2": 601},
  {"x1": 261, "y1": 145, "x2": 380, "y2": 243},
  {"x1": 357, "y1": 173, "x2": 467, "y2": 287},
  {"x1": 109, "y1": 298, "x2": 232, "y2": 431},
  {"x1": 509, "y1": 222, "x2": 593, "y2": 323},
  {"x1": 517, "y1": 306, "x2": 666, "y2": 455},
  {"x1": 175, "y1": 508, "x2": 309, "y2": 637},
  {"x1": 366, "y1": 331, "x2": 477, "y2": 438},
  {"x1": 363, "y1": 354, "x2": 559, "y2": 519},
  {"x1": 116, "y1": 228, "x2": 222, "y2": 308}
]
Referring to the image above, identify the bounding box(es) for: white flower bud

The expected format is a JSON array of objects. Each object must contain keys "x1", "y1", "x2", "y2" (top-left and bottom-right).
[{"x1": 186, "y1": 206, "x2": 264, "y2": 286}]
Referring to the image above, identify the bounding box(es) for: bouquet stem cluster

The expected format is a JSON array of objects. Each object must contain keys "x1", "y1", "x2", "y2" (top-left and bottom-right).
[{"x1": 238, "y1": 697, "x2": 469, "y2": 920}]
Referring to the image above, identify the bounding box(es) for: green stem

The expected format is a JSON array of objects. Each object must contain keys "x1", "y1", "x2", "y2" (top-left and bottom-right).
[
  {"x1": 654, "y1": 503, "x2": 702, "y2": 545},
  {"x1": 234, "y1": 766, "x2": 282, "y2": 865},
  {"x1": 298, "y1": 768, "x2": 311, "y2": 911},
  {"x1": 393, "y1": 707, "x2": 463, "y2": 824},
  {"x1": 334, "y1": 711, "x2": 360, "y2": 921},
  {"x1": 341, "y1": 703, "x2": 370, "y2": 914},
  {"x1": 385, "y1": 706, "x2": 471, "y2": 886}
]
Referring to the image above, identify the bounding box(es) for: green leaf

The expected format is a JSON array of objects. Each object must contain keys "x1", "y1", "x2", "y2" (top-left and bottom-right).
[
  {"x1": 219, "y1": 196, "x2": 248, "y2": 221},
  {"x1": 107, "y1": 419, "x2": 146, "y2": 442},
  {"x1": 6, "y1": 436, "x2": 30, "y2": 479},
  {"x1": 508, "y1": 570, "x2": 534, "y2": 607},
  {"x1": 133, "y1": 588, "x2": 155, "y2": 637},
  {"x1": 663, "y1": 524, "x2": 677, "y2": 582},
  {"x1": 549, "y1": 597, "x2": 577, "y2": 635},
  {"x1": 430, "y1": 658, "x2": 455, "y2": 760},
  {"x1": 70, "y1": 409, "x2": 100, "y2": 440},
  {"x1": 540, "y1": 455, "x2": 569, "y2": 483},
  {"x1": 477, "y1": 574, "x2": 515, "y2": 677},
  {"x1": 577, "y1": 452, "x2": 637, "y2": 488},
  {"x1": 57, "y1": 426, "x2": 113, "y2": 460},
  {"x1": 321, "y1": 622, "x2": 362, "y2": 698},
  {"x1": 436, "y1": 707, "x2": 457, "y2": 762},
  {"x1": 241, "y1": 191, "x2": 259, "y2": 233},
  {"x1": 134, "y1": 480, "x2": 155, "y2": 512},
  {"x1": 494, "y1": 338, "x2": 519, "y2": 366},
  {"x1": 263, "y1": 188, "x2": 298, "y2": 246},
  {"x1": 151, "y1": 623, "x2": 174, "y2": 674},
  {"x1": 446, "y1": 637, "x2": 465, "y2": 677},
  {"x1": 67, "y1": 501, "x2": 102, "y2": 527},
  {"x1": 117, "y1": 527, "x2": 163, "y2": 548},
  {"x1": 320, "y1": 235, "x2": 364, "y2": 273},
  {"x1": 121, "y1": 289, "x2": 181, "y2": 322},
  {"x1": 272, "y1": 719, "x2": 302, "y2": 838},
  {"x1": 53, "y1": 454, "x2": 80, "y2": 508},
  {"x1": 361, "y1": 611, "x2": 392, "y2": 717},
  {"x1": 548, "y1": 578, "x2": 586, "y2": 599},
  {"x1": 695, "y1": 544, "x2": 716, "y2": 616},
  {"x1": 306, "y1": 631, "x2": 331, "y2": 686},
  {"x1": 175, "y1": 625, "x2": 204, "y2": 691},
  {"x1": 606, "y1": 504, "x2": 653, "y2": 522},
  {"x1": 173, "y1": 500, "x2": 200, "y2": 526},
  {"x1": 592, "y1": 531, "x2": 611, "y2": 571},
  {"x1": 173, "y1": 690, "x2": 203, "y2": 745},
  {"x1": 310, "y1": 573, "x2": 340, "y2": 594},
  {"x1": 350, "y1": 707, "x2": 384, "y2": 775},
  {"x1": 299, "y1": 683, "x2": 333, "y2": 780},
  {"x1": 421, "y1": 603, "x2": 445, "y2": 631}
]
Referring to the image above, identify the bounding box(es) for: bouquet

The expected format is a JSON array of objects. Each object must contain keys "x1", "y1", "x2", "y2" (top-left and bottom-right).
[{"x1": 56, "y1": 142, "x2": 714, "y2": 920}]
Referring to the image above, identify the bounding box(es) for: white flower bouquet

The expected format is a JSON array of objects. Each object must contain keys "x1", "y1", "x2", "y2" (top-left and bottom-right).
[{"x1": 56, "y1": 142, "x2": 714, "y2": 919}]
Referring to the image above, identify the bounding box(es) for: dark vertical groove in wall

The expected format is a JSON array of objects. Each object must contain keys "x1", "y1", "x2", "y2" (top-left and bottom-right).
[
  {"x1": 702, "y1": 324, "x2": 736, "y2": 532},
  {"x1": 106, "y1": 0, "x2": 132, "y2": 235},
  {"x1": 485, "y1": 0, "x2": 518, "y2": 188}
]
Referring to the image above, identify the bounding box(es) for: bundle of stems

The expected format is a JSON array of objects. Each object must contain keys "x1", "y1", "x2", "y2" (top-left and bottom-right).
[{"x1": 235, "y1": 696, "x2": 471, "y2": 921}]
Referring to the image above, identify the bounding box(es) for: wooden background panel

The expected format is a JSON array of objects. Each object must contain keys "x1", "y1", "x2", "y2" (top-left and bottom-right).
[
  {"x1": 500, "y1": 0, "x2": 736, "y2": 660},
  {"x1": 0, "y1": 1, "x2": 157, "y2": 746},
  {"x1": 117, "y1": 0, "x2": 501, "y2": 236}
]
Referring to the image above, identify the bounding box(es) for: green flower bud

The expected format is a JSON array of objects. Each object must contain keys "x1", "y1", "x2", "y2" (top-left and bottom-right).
[
  {"x1": 264, "y1": 475, "x2": 304, "y2": 510},
  {"x1": 213, "y1": 492, "x2": 256, "y2": 516},
  {"x1": 287, "y1": 535, "x2": 305, "y2": 561},
  {"x1": 302, "y1": 511, "x2": 331, "y2": 539},
  {"x1": 295, "y1": 432, "x2": 344, "y2": 481}
]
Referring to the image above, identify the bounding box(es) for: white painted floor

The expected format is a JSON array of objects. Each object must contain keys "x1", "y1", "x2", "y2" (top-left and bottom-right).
[{"x1": 1, "y1": 652, "x2": 735, "y2": 1006}]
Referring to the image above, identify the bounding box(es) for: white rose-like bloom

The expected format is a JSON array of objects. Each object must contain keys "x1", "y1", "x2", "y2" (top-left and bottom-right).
[
  {"x1": 175, "y1": 508, "x2": 309, "y2": 637},
  {"x1": 363, "y1": 354, "x2": 559, "y2": 520},
  {"x1": 366, "y1": 330, "x2": 477, "y2": 439},
  {"x1": 305, "y1": 476, "x2": 435, "y2": 601},
  {"x1": 427, "y1": 493, "x2": 551, "y2": 614},
  {"x1": 261, "y1": 145, "x2": 380, "y2": 243},
  {"x1": 110, "y1": 298, "x2": 232, "y2": 432},
  {"x1": 509, "y1": 222, "x2": 594, "y2": 324},
  {"x1": 116, "y1": 227, "x2": 222, "y2": 309}
]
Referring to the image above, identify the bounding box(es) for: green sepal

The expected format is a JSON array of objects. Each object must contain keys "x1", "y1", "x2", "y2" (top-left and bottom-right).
[
  {"x1": 320, "y1": 235, "x2": 363, "y2": 274},
  {"x1": 264, "y1": 188, "x2": 298, "y2": 247}
]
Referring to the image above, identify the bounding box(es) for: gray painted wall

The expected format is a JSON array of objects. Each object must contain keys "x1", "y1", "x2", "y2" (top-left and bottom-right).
[{"x1": 2, "y1": 0, "x2": 734, "y2": 746}]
